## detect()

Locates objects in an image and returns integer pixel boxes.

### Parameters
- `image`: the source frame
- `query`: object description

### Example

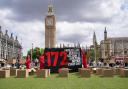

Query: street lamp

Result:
[5,30,8,60]
[31,43,33,61]
[0,26,1,60]
[20,38,23,60]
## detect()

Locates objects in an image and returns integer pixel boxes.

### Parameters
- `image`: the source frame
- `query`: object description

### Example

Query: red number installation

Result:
[51,52,59,66]
[45,52,51,66]
[45,51,67,67]
[60,51,67,66]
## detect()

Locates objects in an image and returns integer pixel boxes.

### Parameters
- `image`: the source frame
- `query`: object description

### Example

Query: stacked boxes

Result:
[101,69,113,77]
[0,70,10,78]
[96,68,102,75]
[59,68,69,77]
[78,68,84,74]
[87,67,93,74]
[17,70,29,78]
[80,68,91,78]
[10,68,18,76]
[37,69,48,78]
[120,69,128,77]
[113,68,122,75]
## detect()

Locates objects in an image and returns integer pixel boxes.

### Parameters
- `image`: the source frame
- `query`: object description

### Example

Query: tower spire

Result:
[93,31,97,46]
[104,27,107,40]
[93,31,97,62]
[48,0,54,15]
[0,26,2,33]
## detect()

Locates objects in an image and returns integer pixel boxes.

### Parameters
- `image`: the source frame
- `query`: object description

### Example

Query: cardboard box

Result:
[0,70,10,78]
[87,67,93,73]
[10,68,18,76]
[17,69,29,78]
[113,68,121,75]
[101,69,113,77]
[37,69,48,78]
[59,68,69,77]
[120,69,128,77]
[78,68,84,74]
[80,68,91,78]
[96,68,103,75]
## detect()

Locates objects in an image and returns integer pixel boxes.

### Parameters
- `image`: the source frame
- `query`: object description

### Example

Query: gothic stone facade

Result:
[0,26,22,60]
[45,2,56,48]
[45,15,56,48]
[100,37,128,60]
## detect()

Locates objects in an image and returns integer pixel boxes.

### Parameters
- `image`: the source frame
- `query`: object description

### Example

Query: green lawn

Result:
[0,73,128,89]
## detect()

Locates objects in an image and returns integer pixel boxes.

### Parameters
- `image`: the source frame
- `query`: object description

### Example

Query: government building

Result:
[100,27,128,62]
[0,26,22,60]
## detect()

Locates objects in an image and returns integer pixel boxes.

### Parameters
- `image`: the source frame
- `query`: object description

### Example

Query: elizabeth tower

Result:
[45,1,56,48]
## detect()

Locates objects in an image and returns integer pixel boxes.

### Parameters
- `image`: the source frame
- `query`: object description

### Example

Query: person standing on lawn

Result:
[39,54,45,69]
[25,55,31,69]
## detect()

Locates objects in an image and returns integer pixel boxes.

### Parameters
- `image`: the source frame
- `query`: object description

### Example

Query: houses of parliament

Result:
[45,1,128,63]
[0,26,22,60]
[45,1,56,48]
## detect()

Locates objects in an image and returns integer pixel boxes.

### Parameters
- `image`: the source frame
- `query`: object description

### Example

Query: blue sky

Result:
[0,0,128,56]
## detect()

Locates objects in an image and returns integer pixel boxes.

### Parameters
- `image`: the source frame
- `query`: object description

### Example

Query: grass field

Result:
[0,73,128,89]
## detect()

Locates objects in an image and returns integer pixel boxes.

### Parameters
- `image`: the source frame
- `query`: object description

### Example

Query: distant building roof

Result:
[100,37,128,44]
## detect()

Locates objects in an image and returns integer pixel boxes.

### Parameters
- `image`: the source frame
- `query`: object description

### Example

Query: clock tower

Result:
[45,1,56,48]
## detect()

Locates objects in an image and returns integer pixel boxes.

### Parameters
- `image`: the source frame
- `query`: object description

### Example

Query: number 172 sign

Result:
[44,48,82,71]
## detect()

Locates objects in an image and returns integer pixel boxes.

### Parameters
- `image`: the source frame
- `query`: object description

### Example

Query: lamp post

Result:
[0,32,2,60]
[122,40,124,62]
[12,36,14,59]
[31,43,33,61]
[5,32,8,60]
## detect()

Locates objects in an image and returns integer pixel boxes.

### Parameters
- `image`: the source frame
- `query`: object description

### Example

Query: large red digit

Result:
[51,52,59,66]
[45,52,51,66]
[60,51,67,66]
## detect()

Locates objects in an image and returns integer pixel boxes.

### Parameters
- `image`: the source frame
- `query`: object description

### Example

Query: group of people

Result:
[88,58,128,68]
[25,54,45,69]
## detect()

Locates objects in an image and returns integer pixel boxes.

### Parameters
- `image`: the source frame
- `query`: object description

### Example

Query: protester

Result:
[16,59,20,69]
[39,54,45,69]
[25,55,31,69]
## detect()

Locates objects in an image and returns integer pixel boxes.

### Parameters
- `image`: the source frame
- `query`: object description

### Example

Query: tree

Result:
[27,47,44,61]
[87,47,100,61]
[89,48,95,60]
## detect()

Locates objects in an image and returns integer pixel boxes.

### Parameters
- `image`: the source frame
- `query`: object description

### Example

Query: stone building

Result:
[0,26,22,60]
[92,32,100,61]
[100,27,128,62]
[100,27,109,60]
[45,1,56,48]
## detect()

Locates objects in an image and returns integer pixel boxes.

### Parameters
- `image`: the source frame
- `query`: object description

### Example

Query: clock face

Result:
[46,18,53,26]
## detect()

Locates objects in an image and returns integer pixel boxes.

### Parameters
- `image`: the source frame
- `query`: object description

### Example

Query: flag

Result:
[81,49,87,68]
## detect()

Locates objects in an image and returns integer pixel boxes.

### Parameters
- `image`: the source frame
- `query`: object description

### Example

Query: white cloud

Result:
[1,19,45,55]
[0,0,128,56]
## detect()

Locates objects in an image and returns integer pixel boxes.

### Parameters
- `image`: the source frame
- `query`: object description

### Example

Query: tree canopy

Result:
[27,47,44,61]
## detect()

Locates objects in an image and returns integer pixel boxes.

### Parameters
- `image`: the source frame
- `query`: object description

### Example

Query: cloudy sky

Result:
[0,0,128,55]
